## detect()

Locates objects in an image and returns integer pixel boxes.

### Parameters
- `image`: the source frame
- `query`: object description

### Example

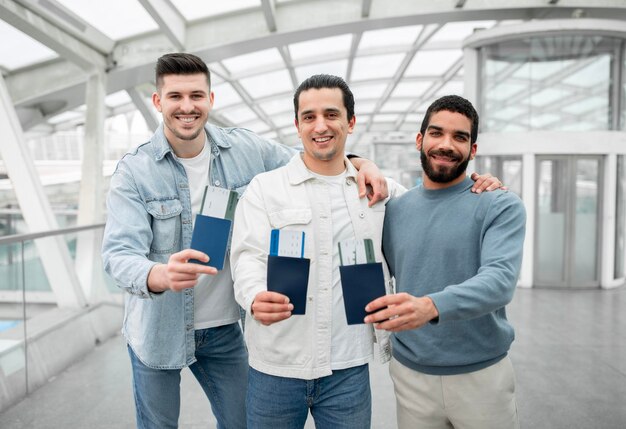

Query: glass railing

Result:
[0,223,116,399]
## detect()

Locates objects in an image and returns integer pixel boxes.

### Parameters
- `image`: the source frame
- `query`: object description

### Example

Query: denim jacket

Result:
[102,123,296,369]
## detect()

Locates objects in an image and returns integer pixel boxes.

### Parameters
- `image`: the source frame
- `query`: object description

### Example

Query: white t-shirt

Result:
[311,170,374,370]
[178,140,240,330]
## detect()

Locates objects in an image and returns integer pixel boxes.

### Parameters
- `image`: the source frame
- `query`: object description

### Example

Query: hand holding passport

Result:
[189,185,238,270]
[263,231,386,325]
[338,239,387,325]
[266,229,310,315]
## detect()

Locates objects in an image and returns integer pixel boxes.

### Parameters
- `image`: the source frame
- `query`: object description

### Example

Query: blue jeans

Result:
[247,364,371,429]
[128,323,248,429]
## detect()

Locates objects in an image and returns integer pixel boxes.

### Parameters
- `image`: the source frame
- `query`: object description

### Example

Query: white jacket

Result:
[231,154,405,380]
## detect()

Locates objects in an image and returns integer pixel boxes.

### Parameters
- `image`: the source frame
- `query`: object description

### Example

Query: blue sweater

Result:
[382,177,526,375]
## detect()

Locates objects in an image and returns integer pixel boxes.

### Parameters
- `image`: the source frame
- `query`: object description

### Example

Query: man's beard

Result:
[168,125,203,142]
[167,110,204,141]
[420,148,471,183]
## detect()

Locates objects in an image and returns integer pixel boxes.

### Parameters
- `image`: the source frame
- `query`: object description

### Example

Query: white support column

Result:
[75,71,108,303]
[601,154,620,288]
[518,152,535,288]
[0,74,86,308]
[463,47,479,106]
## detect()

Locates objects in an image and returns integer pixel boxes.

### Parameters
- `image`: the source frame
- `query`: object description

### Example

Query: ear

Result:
[295,118,301,138]
[209,91,215,109]
[469,143,478,160]
[152,92,162,112]
[347,115,356,134]
[416,133,424,152]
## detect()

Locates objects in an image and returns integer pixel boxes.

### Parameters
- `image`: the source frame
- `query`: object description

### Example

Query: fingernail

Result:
[288,304,294,311]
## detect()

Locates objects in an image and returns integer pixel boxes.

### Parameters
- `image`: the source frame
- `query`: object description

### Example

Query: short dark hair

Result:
[293,74,355,121]
[155,53,211,91]
[420,95,479,143]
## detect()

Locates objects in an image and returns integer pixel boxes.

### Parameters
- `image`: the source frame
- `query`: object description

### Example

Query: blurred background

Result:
[0,1,625,427]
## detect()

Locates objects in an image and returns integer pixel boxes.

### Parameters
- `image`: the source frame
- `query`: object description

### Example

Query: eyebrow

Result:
[427,124,470,140]
[165,89,207,96]
[300,107,341,116]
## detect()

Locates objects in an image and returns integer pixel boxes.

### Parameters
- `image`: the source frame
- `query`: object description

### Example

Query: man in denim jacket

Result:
[102,53,389,429]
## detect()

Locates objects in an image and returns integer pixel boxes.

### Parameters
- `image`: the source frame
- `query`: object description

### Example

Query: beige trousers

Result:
[390,356,520,429]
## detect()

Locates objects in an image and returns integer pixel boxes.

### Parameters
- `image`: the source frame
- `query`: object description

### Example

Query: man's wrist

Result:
[147,264,167,294]
[426,296,440,324]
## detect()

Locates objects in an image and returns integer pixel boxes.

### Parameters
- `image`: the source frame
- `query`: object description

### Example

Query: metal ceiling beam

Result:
[362,0,373,18]
[14,0,114,53]
[261,0,277,32]
[137,0,186,50]
[389,56,465,134]
[214,63,284,139]
[0,0,107,71]
[346,33,362,83]
[278,46,299,88]
[362,24,442,136]
[5,2,626,131]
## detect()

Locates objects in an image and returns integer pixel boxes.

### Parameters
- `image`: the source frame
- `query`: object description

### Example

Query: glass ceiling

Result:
[0,0,624,155]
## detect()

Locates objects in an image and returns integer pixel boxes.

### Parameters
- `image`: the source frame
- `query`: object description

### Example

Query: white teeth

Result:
[313,137,331,142]
[177,117,195,123]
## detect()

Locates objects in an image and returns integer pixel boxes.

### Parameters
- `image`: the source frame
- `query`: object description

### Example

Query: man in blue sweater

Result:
[365,95,526,429]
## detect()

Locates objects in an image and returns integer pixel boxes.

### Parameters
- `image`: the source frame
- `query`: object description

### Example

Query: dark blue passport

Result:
[267,255,310,315]
[340,262,386,325]
[189,214,232,270]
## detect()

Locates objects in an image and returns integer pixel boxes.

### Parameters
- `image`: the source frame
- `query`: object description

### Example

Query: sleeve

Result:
[101,163,159,298]
[230,177,273,314]
[385,177,408,200]
[248,130,299,171]
[428,193,527,323]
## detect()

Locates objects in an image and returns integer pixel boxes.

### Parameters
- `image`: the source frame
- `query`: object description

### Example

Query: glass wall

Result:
[474,156,522,197]
[481,35,623,132]
[535,156,601,287]
[374,142,421,189]
[0,226,116,400]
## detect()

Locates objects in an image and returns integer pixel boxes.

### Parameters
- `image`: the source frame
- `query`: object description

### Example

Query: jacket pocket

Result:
[146,199,183,254]
[268,208,312,229]
[268,208,313,259]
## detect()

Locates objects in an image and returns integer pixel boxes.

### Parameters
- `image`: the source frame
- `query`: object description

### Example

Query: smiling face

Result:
[152,73,214,158]
[295,87,355,175]
[417,110,477,189]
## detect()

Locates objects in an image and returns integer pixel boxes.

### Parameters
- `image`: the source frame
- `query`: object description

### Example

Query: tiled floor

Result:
[0,286,625,429]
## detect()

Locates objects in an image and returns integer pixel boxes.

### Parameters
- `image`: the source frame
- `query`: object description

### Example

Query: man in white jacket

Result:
[231,75,501,429]
[231,74,401,428]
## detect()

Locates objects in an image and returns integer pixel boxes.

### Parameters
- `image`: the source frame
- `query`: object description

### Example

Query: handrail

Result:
[0,223,106,245]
